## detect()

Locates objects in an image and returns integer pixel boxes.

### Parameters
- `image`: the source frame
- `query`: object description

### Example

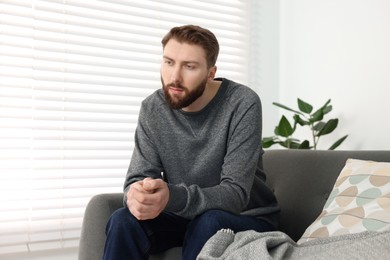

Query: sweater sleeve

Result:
[122,101,164,205]
[165,95,263,219]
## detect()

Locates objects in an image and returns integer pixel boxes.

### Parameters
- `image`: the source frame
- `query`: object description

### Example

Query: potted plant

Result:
[262,98,348,150]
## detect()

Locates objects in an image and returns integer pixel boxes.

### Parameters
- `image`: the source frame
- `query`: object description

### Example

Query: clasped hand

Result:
[126,177,169,220]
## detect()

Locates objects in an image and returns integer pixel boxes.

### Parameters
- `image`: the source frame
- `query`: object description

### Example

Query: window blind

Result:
[0,0,250,255]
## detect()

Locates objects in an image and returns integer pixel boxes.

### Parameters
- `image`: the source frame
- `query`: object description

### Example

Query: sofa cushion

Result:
[298,158,390,244]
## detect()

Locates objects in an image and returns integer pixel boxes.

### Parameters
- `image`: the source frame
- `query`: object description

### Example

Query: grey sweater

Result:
[124,78,279,225]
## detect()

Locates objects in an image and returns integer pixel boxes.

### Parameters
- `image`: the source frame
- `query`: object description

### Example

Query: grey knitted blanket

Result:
[197,229,390,259]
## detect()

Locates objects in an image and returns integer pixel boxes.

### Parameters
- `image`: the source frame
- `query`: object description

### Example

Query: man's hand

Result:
[126,178,169,220]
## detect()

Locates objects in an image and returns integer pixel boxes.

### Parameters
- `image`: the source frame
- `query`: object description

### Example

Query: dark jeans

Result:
[103,208,275,260]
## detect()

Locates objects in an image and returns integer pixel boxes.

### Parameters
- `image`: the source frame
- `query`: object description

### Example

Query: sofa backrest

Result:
[263,149,390,242]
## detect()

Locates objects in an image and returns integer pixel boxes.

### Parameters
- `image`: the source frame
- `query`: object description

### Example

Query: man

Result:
[103,25,279,260]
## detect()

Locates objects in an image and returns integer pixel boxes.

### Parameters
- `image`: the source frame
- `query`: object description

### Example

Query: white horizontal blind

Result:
[0,0,249,255]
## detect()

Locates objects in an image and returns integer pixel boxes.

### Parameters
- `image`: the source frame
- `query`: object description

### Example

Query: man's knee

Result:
[106,207,139,235]
[191,209,232,232]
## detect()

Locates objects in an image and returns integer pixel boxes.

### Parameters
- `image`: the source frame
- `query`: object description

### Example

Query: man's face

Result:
[160,39,211,110]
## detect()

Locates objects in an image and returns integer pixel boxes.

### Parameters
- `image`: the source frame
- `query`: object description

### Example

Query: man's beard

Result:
[161,77,207,110]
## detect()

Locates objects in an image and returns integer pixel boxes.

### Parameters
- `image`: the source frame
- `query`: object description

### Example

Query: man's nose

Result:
[170,66,182,83]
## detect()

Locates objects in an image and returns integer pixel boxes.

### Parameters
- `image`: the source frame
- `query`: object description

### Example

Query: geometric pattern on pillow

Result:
[298,159,390,244]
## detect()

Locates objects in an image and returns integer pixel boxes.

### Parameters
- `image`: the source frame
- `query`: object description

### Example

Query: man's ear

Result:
[208,66,217,79]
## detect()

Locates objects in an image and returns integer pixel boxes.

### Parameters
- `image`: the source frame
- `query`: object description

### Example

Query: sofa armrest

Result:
[78,193,182,260]
[78,193,123,260]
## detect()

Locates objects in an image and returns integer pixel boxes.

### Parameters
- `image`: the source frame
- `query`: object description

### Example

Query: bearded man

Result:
[103,25,279,260]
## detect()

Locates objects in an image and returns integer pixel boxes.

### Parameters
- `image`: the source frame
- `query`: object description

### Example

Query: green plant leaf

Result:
[289,142,301,149]
[275,115,294,137]
[323,105,332,115]
[311,99,332,120]
[298,98,313,114]
[262,141,274,148]
[274,141,287,148]
[266,98,347,150]
[318,119,338,136]
[273,102,303,115]
[262,136,275,142]
[319,99,331,111]
[298,140,311,149]
[328,135,348,150]
[261,137,277,148]
[293,114,309,126]
[313,121,325,132]
[281,139,301,149]
[278,142,289,149]
[310,109,324,123]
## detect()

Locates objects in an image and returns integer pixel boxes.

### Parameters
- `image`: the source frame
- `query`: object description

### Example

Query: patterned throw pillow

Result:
[298,159,390,244]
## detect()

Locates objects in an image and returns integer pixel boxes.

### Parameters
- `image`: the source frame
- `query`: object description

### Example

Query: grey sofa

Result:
[78,149,390,260]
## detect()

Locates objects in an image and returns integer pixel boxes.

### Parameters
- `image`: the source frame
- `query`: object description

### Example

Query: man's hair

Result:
[161,25,219,68]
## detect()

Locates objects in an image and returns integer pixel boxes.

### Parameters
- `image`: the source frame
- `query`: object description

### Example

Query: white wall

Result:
[276,0,390,150]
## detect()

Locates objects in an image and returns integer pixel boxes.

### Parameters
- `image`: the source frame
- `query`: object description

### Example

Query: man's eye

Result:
[185,65,194,70]
[164,60,173,65]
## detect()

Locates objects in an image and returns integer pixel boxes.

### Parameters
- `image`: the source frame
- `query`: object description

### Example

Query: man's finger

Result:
[142,178,163,191]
